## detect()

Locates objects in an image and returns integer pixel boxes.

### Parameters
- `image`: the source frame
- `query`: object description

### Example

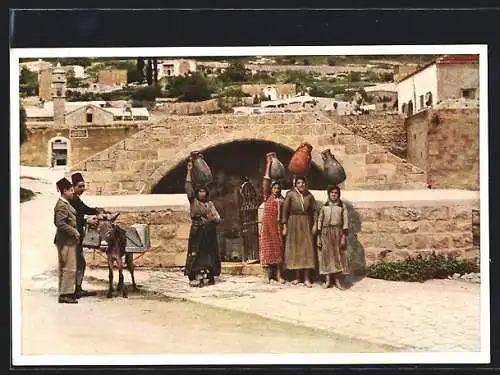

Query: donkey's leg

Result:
[126,253,138,291]
[117,256,128,298]
[107,254,114,298]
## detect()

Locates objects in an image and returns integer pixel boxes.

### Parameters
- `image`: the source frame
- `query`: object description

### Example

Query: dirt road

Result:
[17,173,389,358]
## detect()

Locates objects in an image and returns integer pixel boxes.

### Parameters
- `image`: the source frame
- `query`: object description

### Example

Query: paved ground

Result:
[16,167,482,357]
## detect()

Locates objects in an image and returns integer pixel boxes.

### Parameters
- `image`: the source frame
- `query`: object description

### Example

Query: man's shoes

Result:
[74,287,97,299]
[58,295,78,304]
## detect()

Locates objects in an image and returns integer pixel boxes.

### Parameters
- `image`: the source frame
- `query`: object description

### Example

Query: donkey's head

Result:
[87,212,122,248]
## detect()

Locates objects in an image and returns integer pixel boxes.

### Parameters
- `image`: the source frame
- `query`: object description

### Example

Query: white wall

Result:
[397,64,438,115]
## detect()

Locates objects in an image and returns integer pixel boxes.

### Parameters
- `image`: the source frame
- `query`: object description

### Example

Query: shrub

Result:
[20,188,35,203]
[366,252,479,282]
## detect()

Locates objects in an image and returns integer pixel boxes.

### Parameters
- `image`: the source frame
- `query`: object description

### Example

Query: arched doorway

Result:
[48,136,70,168]
[151,140,329,262]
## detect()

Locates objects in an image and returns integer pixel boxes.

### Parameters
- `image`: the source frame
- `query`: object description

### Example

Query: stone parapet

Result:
[82,190,480,270]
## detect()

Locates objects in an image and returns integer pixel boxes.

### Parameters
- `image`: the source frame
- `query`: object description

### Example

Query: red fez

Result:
[56,178,73,193]
[71,172,84,185]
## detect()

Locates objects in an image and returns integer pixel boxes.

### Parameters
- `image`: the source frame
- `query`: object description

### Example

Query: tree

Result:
[146,59,153,86]
[66,69,81,88]
[19,67,38,97]
[127,69,142,84]
[349,71,361,82]
[152,58,158,84]
[168,72,213,102]
[136,58,145,84]
[20,104,28,145]
[327,57,338,66]
[219,61,250,83]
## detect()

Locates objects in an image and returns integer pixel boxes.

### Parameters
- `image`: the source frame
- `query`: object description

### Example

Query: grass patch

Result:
[366,252,479,282]
[20,187,36,203]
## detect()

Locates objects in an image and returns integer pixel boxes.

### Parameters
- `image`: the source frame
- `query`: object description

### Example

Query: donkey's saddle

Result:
[82,224,150,253]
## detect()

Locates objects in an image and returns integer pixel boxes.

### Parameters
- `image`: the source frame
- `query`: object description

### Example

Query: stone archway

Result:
[146,131,326,193]
[47,136,71,168]
[150,138,330,262]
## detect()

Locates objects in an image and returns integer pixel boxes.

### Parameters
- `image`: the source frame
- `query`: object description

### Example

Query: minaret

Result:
[52,62,66,126]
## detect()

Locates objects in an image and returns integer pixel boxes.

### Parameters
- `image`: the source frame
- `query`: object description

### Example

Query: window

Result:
[86,113,93,123]
[425,92,433,106]
[419,95,424,109]
[56,89,62,97]
[414,134,417,140]
[461,88,476,99]
[408,100,413,116]
[401,103,407,114]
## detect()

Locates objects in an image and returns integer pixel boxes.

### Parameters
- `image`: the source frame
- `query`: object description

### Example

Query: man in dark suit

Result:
[54,178,80,304]
[70,172,103,298]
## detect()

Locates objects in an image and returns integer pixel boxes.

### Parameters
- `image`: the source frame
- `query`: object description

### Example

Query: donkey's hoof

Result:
[107,291,113,298]
[123,293,128,298]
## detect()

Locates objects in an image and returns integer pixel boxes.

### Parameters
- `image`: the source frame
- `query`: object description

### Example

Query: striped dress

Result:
[259,177,284,266]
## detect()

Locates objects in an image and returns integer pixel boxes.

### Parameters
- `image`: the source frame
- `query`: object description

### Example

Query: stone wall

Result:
[155,99,221,116]
[406,110,428,171]
[327,112,407,158]
[21,126,142,167]
[406,108,479,190]
[437,63,480,101]
[82,192,480,271]
[69,112,427,195]
[354,202,479,265]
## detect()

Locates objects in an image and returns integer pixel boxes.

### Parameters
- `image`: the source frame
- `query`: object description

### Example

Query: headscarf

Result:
[194,185,210,202]
[325,184,341,206]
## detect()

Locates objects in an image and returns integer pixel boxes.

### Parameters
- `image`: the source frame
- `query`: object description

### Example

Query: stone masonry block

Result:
[449,206,472,220]
[398,221,419,234]
[451,233,473,248]
[429,235,451,249]
[422,206,449,220]
[381,207,422,221]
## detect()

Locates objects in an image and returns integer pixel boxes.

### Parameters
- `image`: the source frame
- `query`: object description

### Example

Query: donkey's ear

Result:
[110,212,120,222]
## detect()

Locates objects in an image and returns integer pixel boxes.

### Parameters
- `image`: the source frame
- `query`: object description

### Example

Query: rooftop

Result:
[397,54,479,83]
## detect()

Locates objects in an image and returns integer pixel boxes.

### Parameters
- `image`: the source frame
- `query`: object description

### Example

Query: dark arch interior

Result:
[151,140,332,262]
[152,140,331,194]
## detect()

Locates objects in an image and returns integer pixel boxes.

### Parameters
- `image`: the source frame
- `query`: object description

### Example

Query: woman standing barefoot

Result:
[281,176,317,288]
[316,185,350,290]
[184,160,222,287]
[259,154,285,284]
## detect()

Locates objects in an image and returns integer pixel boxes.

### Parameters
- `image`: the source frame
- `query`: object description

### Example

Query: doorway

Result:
[49,137,69,167]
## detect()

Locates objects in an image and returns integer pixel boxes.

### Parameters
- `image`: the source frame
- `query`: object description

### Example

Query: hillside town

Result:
[17,53,482,357]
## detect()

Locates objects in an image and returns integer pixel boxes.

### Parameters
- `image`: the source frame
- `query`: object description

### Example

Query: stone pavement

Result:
[79,266,480,353]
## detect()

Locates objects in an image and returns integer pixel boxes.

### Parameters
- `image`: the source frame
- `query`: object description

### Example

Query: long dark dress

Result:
[184,178,222,281]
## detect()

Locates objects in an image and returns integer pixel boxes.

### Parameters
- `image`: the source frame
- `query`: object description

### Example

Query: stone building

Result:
[21,62,150,168]
[240,83,296,101]
[397,54,479,117]
[37,67,53,101]
[405,107,479,190]
[157,59,197,78]
[97,69,128,86]
[20,59,53,73]
[364,82,398,111]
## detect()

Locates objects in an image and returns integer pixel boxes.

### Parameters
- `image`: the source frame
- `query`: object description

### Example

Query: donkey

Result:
[88,212,138,298]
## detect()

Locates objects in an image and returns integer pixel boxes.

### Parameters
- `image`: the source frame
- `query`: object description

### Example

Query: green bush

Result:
[366,252,479,282]
[20,188,35,203]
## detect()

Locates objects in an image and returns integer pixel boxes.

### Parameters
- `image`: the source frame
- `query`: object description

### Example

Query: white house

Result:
[397,54,479,117]
[157,59,197,78]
